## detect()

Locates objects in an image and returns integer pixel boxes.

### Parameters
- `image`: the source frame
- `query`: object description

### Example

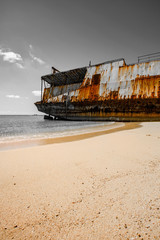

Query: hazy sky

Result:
[0,0,160,114]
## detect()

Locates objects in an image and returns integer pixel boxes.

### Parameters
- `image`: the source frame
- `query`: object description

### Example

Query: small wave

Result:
[0,121,115,146]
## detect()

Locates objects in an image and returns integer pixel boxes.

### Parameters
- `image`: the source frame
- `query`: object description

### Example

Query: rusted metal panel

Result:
[43,83,82,103]
[66,60,160,102]
[66,61,157,102]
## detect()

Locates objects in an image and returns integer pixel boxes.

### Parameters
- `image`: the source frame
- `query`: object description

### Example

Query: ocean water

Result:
[0,115,114,146]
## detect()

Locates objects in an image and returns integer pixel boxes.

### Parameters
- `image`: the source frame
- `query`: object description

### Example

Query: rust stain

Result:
[134,76,159,98]
[158,81,160,98]
[75,73,160,102]
[43,62,160,108]
[77,74,101,102]
[37,59,160,121]
[43,88,51,103]
[44,74,160,103]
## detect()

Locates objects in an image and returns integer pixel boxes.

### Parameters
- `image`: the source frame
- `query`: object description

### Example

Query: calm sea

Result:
[0,115,114,147]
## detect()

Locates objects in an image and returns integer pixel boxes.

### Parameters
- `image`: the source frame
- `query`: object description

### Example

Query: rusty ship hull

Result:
[35,57,160,121]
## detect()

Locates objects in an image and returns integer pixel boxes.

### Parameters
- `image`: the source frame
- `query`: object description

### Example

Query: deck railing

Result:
[138,52,160,63]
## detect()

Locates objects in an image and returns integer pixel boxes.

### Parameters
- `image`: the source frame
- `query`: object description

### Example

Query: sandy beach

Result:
[0,122,160,240]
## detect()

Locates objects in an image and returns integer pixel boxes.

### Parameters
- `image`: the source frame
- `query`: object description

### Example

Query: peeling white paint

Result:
[43,59,160,103]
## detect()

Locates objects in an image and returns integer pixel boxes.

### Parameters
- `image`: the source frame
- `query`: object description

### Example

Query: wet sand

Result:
[0,122,123,151]
[0,122,138,151]
[0,122,160,239]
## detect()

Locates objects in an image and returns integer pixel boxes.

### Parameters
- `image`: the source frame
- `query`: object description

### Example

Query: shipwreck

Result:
[35,52,160,121]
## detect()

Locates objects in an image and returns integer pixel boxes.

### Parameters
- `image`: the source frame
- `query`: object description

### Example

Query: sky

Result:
[0,0,160,114]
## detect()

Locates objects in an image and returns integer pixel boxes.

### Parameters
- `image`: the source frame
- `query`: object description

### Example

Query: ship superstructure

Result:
[35,53,160,121]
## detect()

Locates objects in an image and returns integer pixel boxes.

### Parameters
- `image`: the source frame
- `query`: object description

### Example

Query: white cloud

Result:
[6,95,20,99]
[0,48,24,69]
[0,44,46,69]
[30,53,45,65]
[32,90,41,97]
[5,95,29,100]
[29,45,45,65]
[29,44,33,50]
[15,62,25,69]
[0,50,22,63]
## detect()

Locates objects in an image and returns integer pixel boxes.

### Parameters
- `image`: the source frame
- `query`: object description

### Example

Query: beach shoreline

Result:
[0,122,140,151]
[0,122,160,239]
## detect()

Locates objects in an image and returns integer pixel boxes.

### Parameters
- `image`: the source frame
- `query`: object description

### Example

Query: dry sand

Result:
[0,122,160,240]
